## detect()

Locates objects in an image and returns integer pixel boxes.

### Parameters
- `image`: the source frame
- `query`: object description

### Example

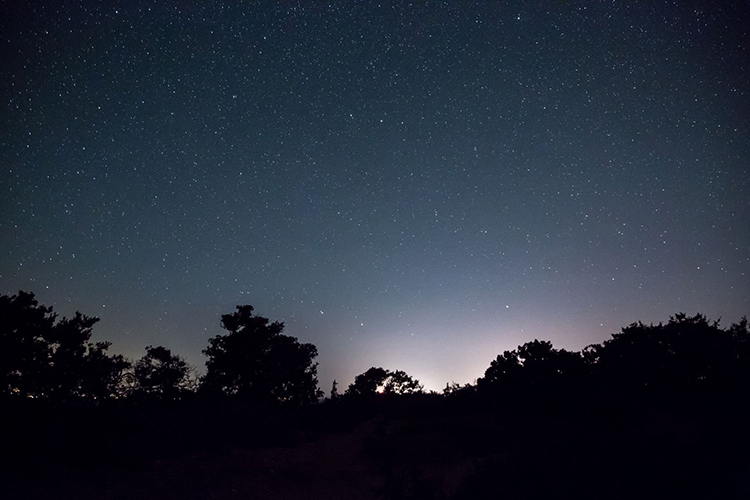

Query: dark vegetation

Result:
[3,290,750,499]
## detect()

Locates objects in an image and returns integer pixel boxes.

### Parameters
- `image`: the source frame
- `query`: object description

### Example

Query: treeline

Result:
[5,290,750,499]
[3,290,750,408]
[466,312,750,411]
[0,292,426,406]
[1,292,321,404]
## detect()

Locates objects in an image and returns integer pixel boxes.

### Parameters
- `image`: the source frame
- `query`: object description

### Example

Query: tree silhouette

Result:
[202,305,323,404]
[1,291,56,397]
[79,340,131,400]
[330,379,340,399]
[478,340,587,396]
[478,349,522,391]
[589,313,742,397]
[0,291,129,400]
[383,369,423,395]
[726,316,750,395]
[134,345,193,400]
[345,367,423,396]
[46,312,100,399]
[346,367,389,397]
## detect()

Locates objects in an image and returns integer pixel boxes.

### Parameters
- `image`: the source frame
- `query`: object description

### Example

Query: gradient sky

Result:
[2,1,748,392]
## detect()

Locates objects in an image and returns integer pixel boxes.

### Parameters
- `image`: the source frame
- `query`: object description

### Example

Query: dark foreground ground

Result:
[6,394,750,499]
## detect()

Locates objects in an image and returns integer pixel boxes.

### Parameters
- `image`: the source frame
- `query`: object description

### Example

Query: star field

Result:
[2,1,748,391]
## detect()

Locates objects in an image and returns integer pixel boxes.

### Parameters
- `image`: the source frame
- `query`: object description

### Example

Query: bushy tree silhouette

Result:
[1,291,56,397]
[134,345,193,400]
[478,339,588,399]
[589,313,748,398]
[443,381,476,396]
[202,305,322,404]
[726,316,750,396]
[79,340,131,400]
[0,291,129,400]
[478,349,522,389]
[346,367,388,396]
[345,367,423,396]
[383,369,424,394]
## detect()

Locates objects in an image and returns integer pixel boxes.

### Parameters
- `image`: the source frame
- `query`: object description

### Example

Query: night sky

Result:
[2,1,748,392]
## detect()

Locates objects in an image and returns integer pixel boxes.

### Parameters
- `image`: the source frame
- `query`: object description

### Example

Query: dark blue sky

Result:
[2,0,748,391]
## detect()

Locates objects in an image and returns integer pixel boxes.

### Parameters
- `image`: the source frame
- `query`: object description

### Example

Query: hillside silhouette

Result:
[3,290,750,499]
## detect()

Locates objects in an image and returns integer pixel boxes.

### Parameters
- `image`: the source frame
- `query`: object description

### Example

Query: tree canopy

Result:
[134,345,193,400]
[0,291,129,400]
[589,313,750,395]
[202,305,323,404]
[345,367,423,397]
[478,339,587,394]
